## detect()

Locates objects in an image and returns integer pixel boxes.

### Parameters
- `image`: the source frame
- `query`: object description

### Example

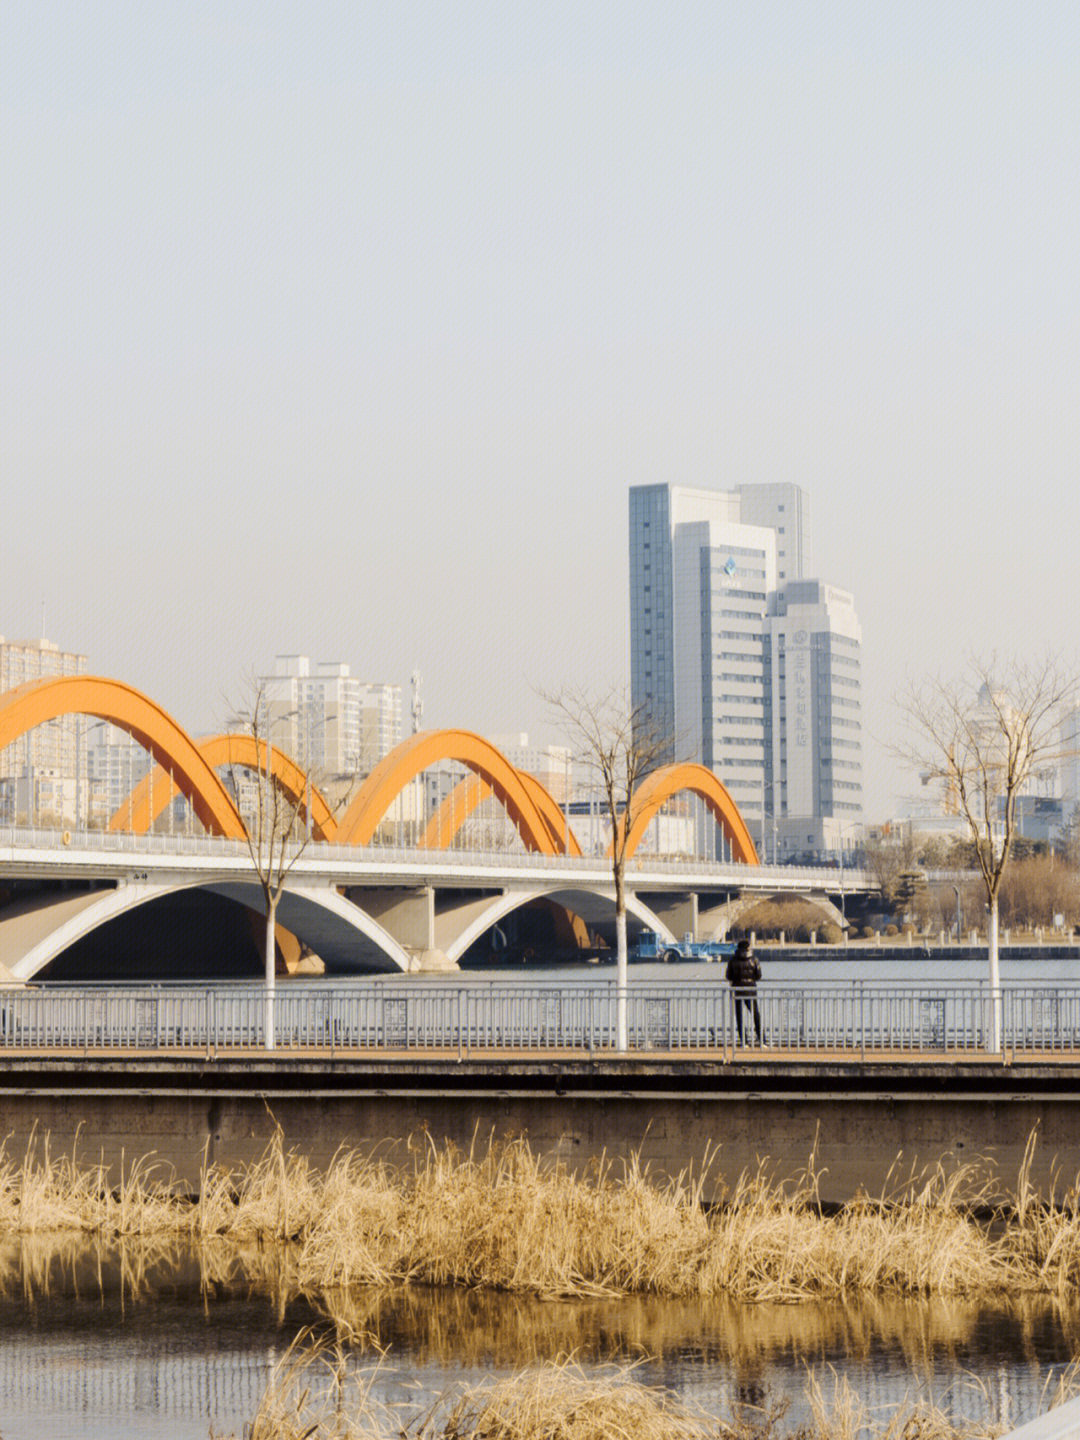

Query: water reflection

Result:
[0,1237,1077,1439]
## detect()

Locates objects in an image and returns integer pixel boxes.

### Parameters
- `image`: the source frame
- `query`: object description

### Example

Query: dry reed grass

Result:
[8,1125,1080,1301]
[218,1340,1077,1440]
[218,1339,724,1440]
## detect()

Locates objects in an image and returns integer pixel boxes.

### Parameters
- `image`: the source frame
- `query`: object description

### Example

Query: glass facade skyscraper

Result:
[629,483,863,858]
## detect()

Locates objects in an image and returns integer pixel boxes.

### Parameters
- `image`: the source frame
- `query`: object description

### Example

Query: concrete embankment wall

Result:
[1,1057,1076,1204]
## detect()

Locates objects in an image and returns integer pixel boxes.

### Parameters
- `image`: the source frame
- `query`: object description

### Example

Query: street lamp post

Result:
[836,823,862,937]
[839,843,846,929]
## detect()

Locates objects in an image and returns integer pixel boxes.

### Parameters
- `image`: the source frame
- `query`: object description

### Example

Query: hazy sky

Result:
[2,2,1077,816]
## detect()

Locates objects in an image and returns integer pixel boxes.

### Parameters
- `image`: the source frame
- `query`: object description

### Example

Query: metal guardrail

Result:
[1,982,1079,1060]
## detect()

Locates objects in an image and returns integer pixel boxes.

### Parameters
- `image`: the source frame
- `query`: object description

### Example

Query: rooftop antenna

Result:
[40,597,46,641]
[411,670,423,735]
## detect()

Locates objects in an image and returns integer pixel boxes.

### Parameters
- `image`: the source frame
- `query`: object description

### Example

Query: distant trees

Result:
[997,856,1080,933]
[898,656,1078,1048]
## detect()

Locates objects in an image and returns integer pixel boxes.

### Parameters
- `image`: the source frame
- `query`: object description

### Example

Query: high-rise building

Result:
[258,657,403,778]
[0,636,88,824]
[629,484,861,858]
[765,581,863,856]
[736,483,812,582]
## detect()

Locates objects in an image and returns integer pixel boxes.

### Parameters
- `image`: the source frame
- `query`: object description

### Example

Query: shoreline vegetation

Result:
[218,1338,1079,1440]
[3,1128,1080,1301]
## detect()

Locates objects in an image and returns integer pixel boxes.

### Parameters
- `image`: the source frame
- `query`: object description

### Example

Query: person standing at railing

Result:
[726,938,764,1044]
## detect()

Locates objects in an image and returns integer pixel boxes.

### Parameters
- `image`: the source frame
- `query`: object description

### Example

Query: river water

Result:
[455,949,1080,987]
[0,1243,1078,1439]
[6,949,1079,1436]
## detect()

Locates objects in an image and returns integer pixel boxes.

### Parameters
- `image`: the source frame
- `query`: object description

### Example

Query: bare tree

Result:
[544,685,672,1051]
[898,656,1078,1049]
[225,681,339,1050]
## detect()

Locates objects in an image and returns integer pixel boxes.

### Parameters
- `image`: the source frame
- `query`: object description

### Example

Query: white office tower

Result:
[736,484,812,582]
[629,484,861,858]
[259,657,403,778]
[765,581,864,859]
[0,636,88,825]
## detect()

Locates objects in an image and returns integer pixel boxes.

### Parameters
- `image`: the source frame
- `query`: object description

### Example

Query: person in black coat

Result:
[726,938,764,1044]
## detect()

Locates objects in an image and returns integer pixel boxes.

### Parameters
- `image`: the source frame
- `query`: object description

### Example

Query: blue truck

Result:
[630,930,737,964]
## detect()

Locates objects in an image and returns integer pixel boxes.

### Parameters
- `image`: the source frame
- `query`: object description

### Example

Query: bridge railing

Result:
[0,981,1077,1058]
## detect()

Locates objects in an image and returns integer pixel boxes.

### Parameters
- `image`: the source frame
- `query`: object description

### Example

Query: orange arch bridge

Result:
[1,677,761,864]
[0,676,246,838]
[107,733,340,842]
[617,762,759,864]
[421,769,582,855]
[337,729,564,853]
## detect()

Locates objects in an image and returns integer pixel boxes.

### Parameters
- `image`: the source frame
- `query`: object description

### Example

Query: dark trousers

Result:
[733,988,763,1043]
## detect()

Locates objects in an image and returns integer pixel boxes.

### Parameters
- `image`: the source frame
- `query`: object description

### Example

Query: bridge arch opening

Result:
[440,885,675,969]
[7,879,409,983]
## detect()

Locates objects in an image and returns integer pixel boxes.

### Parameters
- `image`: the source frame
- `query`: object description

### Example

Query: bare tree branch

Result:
[895,654,1078,1051]
[896,656,1077,904]
[542,684,673,1051]
[224,677,359,1037]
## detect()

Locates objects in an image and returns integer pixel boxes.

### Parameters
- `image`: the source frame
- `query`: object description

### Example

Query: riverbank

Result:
[5,1129,1080,1303]
[743,941,1080,962]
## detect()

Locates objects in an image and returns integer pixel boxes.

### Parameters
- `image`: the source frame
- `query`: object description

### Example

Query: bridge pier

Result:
[346,885,459,972]
[638,892,697,943]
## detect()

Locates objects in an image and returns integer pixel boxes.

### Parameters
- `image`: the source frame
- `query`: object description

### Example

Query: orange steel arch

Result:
[0,676,245,839]
[421,768,582,855]
[519,769,583,856]
[337,730,558,853]
[108,733,339,841]
[618,763,759,864]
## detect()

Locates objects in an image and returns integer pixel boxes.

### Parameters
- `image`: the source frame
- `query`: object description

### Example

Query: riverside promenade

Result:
[4,1021,1079,1204]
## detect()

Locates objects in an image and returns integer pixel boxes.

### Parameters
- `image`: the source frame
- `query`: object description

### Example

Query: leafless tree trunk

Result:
[226,682,335,1050]
[544,686,672,1051]
[898,657,1078,1051]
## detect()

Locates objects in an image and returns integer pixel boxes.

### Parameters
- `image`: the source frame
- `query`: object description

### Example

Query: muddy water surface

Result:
[0,1241,1077,1439]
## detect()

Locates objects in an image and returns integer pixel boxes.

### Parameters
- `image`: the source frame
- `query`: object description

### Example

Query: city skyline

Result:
[2,3,1077,819]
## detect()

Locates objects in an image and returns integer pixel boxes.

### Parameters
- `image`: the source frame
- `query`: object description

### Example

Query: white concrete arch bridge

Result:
[0,827,871,982]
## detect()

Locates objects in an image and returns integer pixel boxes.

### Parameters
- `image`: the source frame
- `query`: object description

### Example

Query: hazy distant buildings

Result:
[258,656,404,778]
[85,723,151,827]
[765,580,864,856]
[629,483,863,859]
[0,636,87,824]
[488,734,573,804]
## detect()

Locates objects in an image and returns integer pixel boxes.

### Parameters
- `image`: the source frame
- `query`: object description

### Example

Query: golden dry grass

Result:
[216,1340,1071,1440]
[8,1126,1080,1301]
